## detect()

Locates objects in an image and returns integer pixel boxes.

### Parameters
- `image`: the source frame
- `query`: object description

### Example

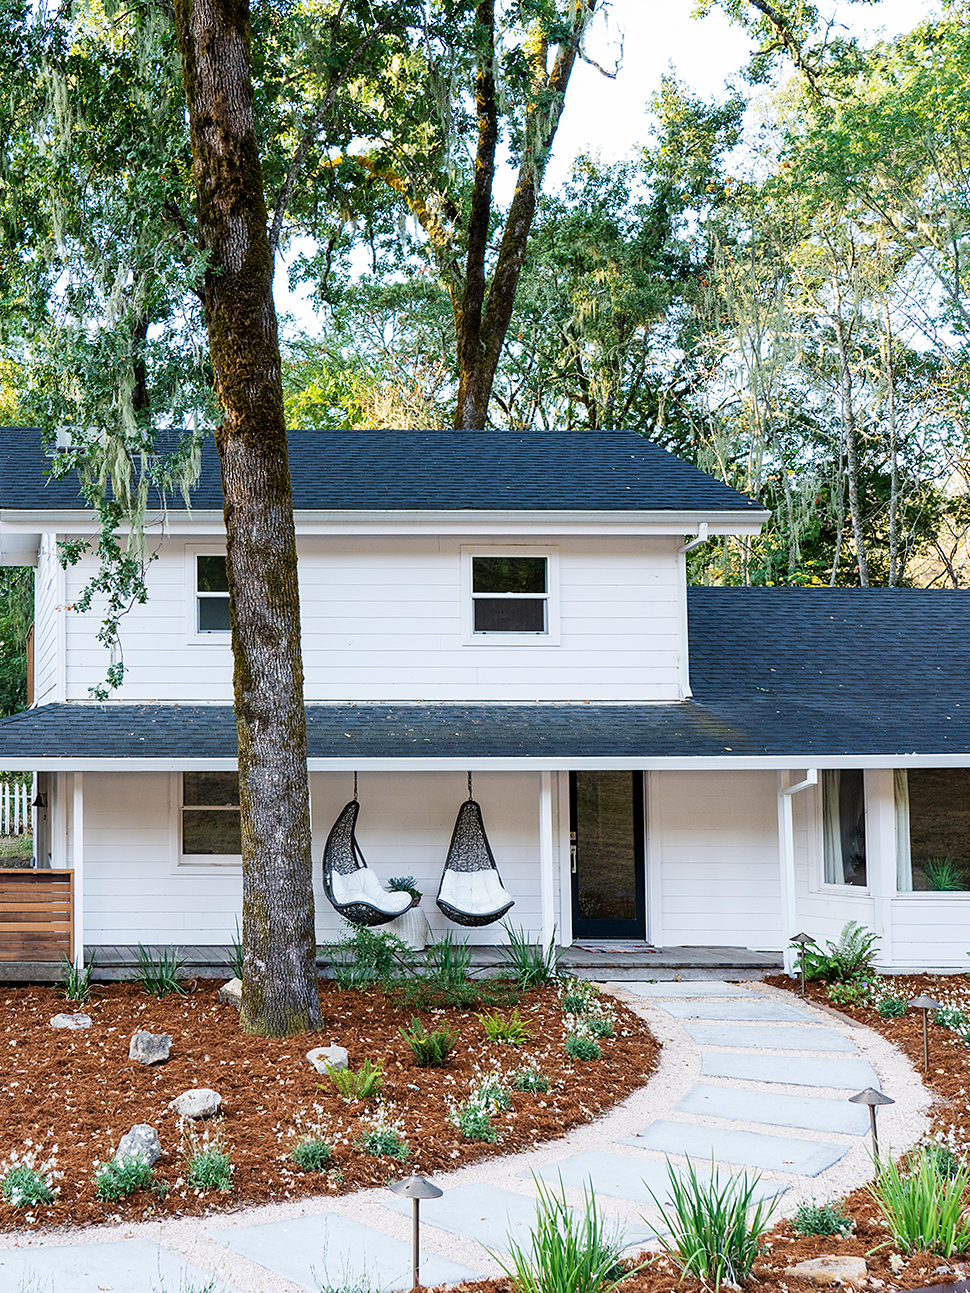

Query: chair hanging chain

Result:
[354,771,358,801]
[467,771,473,801]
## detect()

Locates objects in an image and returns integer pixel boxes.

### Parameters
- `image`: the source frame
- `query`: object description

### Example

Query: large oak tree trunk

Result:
[173,0,321,1035]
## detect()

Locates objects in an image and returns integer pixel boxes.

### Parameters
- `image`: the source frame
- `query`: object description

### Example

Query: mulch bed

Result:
[0,976,658,1232]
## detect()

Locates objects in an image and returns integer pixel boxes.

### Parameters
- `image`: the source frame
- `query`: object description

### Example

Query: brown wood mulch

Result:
[0,976,658,1233]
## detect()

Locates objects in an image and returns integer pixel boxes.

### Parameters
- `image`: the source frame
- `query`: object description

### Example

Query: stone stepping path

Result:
[0,1236,241,1293]
[0,980,901,1293]
[208,1212,482,1292]
[676,1082,871,1136]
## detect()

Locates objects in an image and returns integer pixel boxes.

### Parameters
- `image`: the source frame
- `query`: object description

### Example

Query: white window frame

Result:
[186,547,232,643]
[174,771,242,868]
[460,546,560,646]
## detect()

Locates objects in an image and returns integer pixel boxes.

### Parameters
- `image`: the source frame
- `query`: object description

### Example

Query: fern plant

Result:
[400,1017,457,1066]
[322,1058,384,1101]
[802,921,880,983]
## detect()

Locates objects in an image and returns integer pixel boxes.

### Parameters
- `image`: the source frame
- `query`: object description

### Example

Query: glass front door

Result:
[569,771,645,940]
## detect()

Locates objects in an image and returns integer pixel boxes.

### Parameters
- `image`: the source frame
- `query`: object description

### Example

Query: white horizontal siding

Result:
[651,770,782,950]
[889,897,970,969]
[79,770,556,948]
[33,536,61,706]
[62,534,684,702]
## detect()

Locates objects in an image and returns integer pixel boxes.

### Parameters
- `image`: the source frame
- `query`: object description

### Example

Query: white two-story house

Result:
[0,427,968,975]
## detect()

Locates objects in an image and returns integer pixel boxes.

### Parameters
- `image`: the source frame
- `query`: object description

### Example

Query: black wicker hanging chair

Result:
[322,795,413,927]
[436,779,515,928]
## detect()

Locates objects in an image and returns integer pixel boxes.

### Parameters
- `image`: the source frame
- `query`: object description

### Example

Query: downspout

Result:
[676,524,710,700]
[778,770,817,974]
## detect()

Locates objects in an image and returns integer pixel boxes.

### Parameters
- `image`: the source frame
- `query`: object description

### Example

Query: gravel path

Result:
[0,979,932,1293]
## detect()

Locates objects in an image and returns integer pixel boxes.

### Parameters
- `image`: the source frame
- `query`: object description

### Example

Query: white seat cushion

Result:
[331,867,412,915]
[438,868,513,917]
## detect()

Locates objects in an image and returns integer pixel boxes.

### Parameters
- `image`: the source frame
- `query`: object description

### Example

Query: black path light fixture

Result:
[908,993,943,1072]
[848,1087,894,1159]
[388,1173,443,1290]
[790,932,818,995]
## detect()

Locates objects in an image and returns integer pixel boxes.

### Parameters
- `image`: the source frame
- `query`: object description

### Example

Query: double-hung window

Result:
[181,772,241,859]
[464,550,557,641]
[195,554,231,634]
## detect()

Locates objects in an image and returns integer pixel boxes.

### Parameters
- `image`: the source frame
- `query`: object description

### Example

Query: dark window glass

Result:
[473,557,546,594]
[823,769,867,886]
[199,598,231,632]
[183,810,242,855]
[183,772,240,807]
[575,771,639,922]
[474,598,546,633]
[197,555,229,592]
[908,768,970,888]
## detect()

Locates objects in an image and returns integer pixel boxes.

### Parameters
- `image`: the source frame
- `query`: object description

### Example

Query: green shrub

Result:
[803,921,880,983]
[400,1017,457,1066]
[356,1110,409,1159]
[565,1034,601,1061]
[922,1141,962,1180]
[869,1147,970,1256]
[878,996,907,1018]
[183,1127,233,1192]
[478,1007,532,1044]
[323,1058,384,1101]
[489,1176,636,1293]
[0,1143,60,1207]
[934,1005,968,1030]
[582,1016,615,1039]
[826,979,874,1007]
[290,1136,332,1171]
[455,1104,498,1142]
[502,924,562,988]
[321,925,418,991]
[94,1156,154,1200]
[59,952,95,1004]
[647,1158,779,1288]
[134,944,186,997]
[792,1200,853,1238]
[511,1067,550,1093]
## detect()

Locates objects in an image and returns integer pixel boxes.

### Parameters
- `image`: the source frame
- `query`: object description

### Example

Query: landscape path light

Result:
[388,1173,443,1290]
[908,994,942,1072]
[848,1086,894,1159]
[790,932,818,995]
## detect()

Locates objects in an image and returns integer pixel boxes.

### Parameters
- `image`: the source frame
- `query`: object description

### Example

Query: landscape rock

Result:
[784,1256,868,1286]
[306,1044,348,1074]
[49,1013,92,1030]
[218,977,242,1009]
[114,1124,161,1168]
[169,1088,222,1120]
[129,1031,172,1065]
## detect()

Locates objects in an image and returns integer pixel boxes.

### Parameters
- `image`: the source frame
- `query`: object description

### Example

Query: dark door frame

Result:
[569,770,646,941]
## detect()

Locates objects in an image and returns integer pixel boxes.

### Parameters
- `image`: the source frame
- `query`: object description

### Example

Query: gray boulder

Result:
[129,1031,172,1065]
[114,1124,161,1168]
[218,977,242,1009]
[50,1013,92,1030]
[307,1044,348,1074]
[169,1088,222,1120]
[785,1257,867,1286]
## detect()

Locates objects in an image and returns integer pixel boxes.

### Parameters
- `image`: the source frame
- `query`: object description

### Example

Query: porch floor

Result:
[0,942,782,983]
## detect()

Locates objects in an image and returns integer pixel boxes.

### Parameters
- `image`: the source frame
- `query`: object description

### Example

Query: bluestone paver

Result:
[682,1022,857,1052]
[208,1213,481,1292]
[676,1083,871,1135]
[383,1183,656,1254]
[614,981,751,998]
[0,1237,240,1293]
[532,1151,786,1207]
[620,1120,848,1176]
[701,1050,880,1089]
[660,999,817,1023]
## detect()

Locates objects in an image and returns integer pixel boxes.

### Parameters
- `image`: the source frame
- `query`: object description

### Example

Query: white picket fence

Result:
[0,782,31,836]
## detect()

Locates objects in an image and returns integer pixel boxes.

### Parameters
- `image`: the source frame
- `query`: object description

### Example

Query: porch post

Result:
[72,772,84,968]
[539,771,555,951]
[778,770,817,974]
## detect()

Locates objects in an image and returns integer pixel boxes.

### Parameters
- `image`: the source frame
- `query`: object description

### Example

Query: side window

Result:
[182,772,241,856]
[472,556,548,633]
[822,769,867,886]
[197,555,231,633]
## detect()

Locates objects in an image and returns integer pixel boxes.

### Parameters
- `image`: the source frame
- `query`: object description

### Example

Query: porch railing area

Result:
[0,869,73,962]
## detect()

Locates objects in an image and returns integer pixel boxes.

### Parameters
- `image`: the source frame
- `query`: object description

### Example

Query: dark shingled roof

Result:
[0,426,761,514]
[1,588,967,762]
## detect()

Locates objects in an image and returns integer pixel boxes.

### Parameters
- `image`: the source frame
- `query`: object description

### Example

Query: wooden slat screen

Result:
[0,870,73,961]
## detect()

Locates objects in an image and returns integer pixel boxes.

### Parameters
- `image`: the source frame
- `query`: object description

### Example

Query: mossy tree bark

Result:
[173,0,321,1035]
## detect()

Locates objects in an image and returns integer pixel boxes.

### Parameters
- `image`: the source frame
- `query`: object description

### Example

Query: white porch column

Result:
[778,770,817,974]
[539,771,555,950]
[72,772,84,968]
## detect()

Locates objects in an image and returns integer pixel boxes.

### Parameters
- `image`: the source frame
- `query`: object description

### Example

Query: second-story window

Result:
[182,772,241,856]
[472,556,548,633]
[197,555,231,633]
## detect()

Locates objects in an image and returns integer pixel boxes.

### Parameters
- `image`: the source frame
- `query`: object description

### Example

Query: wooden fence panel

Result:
[0,870,73,961]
